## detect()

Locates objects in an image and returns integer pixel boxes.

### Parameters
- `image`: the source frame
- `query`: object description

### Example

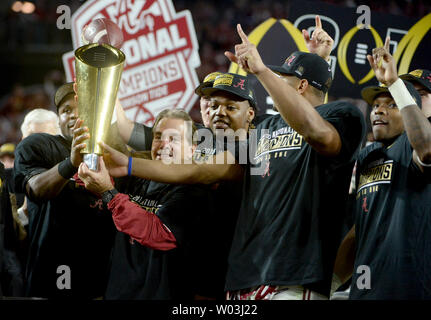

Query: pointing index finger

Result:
[315,15,322,29]
[384,36,390,52]
[237,24,250,44]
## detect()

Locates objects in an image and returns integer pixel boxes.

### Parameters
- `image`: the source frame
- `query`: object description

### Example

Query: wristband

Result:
[58,157,77,179]
[388,78,417,110]
[128,157,133,176]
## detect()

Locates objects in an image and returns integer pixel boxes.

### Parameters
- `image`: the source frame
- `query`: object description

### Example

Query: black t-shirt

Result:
[105,177,215,300]
[4,168,24,208]
[225,101,365,296]
[128,122,154,151]
[127,121,242,299]
[350,132,431,300]
[14,133,116,299]
[0,163,25,297]
[0,162,7,296]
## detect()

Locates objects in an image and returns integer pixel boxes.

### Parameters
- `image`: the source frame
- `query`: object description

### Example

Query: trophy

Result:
[75,43,125,171]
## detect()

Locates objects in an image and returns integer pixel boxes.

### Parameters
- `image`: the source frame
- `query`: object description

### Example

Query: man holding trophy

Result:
[13,26,125,298]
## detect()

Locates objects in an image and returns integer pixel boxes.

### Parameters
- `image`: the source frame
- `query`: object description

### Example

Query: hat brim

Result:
[201,86,256,109]
[201,86,248,101]
[55,82,75,109]
[194,82,213,97]
[361,86,390,106]
[267,65,295,76]
[400,74,431,93]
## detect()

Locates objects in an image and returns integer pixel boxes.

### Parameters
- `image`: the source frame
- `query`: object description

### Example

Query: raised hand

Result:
[99,141,129,177]
[224,24,266,75]
[367,37,398,86]
[70,118,89,167]
[78,157,114,195]
[302,15,334,61]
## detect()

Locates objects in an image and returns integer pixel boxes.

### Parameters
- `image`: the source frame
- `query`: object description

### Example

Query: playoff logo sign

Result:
[228,18,308,115]
[62,0,200,125]
[227,0,431,113]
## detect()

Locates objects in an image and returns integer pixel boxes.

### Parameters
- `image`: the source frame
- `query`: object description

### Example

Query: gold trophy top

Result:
[75,43,125,170]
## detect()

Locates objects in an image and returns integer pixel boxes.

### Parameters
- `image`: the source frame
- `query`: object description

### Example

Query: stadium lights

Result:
[11,1,36,14]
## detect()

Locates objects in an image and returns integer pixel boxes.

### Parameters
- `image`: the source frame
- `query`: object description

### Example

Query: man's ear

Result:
[248,105,255,123]
[297,79,309,94]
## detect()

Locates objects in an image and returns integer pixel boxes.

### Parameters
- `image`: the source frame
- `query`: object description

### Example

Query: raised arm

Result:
[26,119,88,200]
[302,15,333,62]
[368,37,431,170]
[225,24,341,156]
[114,99,135,145]
[100,142,243,185]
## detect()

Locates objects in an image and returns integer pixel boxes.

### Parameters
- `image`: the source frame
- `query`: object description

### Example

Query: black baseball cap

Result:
[361,80,422,109]
[195,71,224,97]
[54,82,75,110]
[267,51,333,93]
[201,73,257,109]
[400,69,431,93]
[0,143,15,157]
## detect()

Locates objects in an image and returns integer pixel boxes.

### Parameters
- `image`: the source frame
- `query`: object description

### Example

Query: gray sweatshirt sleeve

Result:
[128,122,153,151]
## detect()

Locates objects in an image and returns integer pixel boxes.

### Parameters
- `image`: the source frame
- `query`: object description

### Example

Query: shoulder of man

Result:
[17,133,62,150]
[317,100,363,118]
[357,141,385,164]
[253,113,282,128]
[253,113,273,125]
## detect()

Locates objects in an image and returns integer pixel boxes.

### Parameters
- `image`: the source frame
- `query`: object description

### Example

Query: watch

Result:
[101,188,119,207]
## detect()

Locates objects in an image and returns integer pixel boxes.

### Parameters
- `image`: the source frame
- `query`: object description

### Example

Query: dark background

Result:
[0,0,429,146]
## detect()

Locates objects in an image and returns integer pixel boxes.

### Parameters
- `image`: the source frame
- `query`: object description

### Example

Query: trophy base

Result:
[83,153,99,171]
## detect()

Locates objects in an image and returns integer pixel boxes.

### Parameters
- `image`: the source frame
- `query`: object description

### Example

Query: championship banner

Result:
[229,0,431,114]
[62,0,200,125]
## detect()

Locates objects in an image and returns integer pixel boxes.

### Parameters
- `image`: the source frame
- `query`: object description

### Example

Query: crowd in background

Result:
[0,0,430,147]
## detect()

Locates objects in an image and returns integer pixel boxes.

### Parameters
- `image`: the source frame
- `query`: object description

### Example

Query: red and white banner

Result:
[62,0,200,125]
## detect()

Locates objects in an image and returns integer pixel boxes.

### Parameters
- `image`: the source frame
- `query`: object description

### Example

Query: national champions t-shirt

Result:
[350,131,431,299]
[226,101,365,296]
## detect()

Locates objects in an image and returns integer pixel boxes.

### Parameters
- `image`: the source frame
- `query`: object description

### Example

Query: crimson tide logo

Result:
[62,0,200,125]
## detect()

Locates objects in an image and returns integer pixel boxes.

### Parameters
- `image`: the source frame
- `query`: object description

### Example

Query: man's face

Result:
[412,82,431,118]
[208,91,254,132]
[370,93,404,143]
[151,117,194,163]
[57,95,78,140]
[200,96,211,128]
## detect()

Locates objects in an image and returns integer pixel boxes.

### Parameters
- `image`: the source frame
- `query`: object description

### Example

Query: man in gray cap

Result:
[13,83,116,299]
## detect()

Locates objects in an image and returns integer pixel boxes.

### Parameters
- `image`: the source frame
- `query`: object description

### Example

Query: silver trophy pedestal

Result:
[83,153,100,171]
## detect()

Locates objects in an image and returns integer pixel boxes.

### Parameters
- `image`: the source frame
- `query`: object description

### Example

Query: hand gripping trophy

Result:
[75,18,125,170]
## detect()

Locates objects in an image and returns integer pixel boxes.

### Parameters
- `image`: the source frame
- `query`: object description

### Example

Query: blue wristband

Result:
[128,157,132,176]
